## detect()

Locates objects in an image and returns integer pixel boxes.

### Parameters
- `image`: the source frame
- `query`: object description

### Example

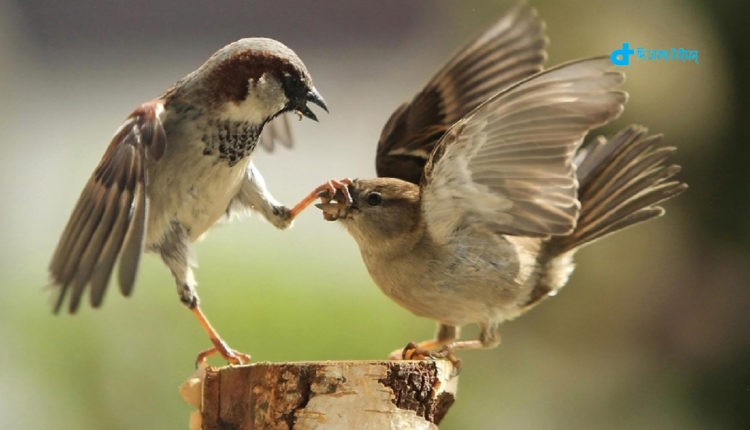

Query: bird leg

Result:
[390,323,501,368]
[288,178,353,219]
[234,162,298,230]
[192,306,251,366]
[389,324,459,360]
[159,222,251,366]
[430,323,501,367]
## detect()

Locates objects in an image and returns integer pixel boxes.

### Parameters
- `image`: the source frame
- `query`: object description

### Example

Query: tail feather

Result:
[581,146,677,221]
[548,125,687,254]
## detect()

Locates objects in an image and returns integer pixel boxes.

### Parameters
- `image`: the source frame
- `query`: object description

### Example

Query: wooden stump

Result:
[181,360,458,429]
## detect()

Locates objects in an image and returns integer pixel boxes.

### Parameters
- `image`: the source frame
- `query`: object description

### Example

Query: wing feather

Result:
[259,114,293,151]
[89,144,140,306]
[421,57,627,243]
[49,101,165,313]
[376,2,548,183]
[118,167,147,297]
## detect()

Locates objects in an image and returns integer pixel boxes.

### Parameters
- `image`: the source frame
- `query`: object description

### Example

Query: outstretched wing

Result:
[49,101,166,313]
[421,57,627,244]
[376,2,547,184]
[258,114,293,151]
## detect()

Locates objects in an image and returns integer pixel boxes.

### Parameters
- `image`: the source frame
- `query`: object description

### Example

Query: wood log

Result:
[180,360,458,429]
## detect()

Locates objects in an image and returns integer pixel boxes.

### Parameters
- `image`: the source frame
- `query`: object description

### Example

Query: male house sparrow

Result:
[48,38,327,364]
[295,6,686,360]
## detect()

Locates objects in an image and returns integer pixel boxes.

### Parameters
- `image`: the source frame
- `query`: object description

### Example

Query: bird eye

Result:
[367,192,382,206]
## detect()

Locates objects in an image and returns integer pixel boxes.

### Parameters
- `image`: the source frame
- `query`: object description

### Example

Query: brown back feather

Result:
[376,3,547,184]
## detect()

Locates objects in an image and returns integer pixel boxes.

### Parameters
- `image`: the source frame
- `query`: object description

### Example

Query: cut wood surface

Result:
[180,360,458,430]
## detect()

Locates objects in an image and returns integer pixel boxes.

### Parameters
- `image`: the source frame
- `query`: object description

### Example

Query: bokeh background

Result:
[1,0,747,428]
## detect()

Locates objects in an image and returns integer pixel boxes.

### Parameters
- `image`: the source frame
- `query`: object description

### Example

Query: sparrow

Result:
[293,5,686,361]
[48,37,327,364]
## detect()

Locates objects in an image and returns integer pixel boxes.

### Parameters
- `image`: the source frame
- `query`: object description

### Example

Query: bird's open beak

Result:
[315,201,345,221]
[307,87,328,112]
[296,87,328,122]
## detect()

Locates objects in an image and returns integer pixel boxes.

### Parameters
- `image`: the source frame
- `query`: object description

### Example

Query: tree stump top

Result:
[181,360,458,430]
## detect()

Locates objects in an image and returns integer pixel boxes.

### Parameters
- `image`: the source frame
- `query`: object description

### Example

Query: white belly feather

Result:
[145,134,250,245]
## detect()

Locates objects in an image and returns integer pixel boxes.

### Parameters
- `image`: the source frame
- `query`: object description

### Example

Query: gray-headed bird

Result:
[49,38,327,364]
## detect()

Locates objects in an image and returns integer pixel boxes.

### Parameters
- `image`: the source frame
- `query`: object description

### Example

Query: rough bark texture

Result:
[182,360,458,430]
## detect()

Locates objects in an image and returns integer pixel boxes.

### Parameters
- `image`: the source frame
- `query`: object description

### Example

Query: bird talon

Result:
[435,346,462,370]
[389,341,438,361]
[326,179,354,205]
[195,346,251,367]
[230,349,252,365]
[388,342,462,371]
[290,180,347,219]
[316,188,332,202]
[402,341,420,360]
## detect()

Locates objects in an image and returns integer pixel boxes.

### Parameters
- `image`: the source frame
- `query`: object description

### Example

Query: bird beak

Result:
[295,87,328,122]
[315,184,354,221]
[315,201,348,221]
[307,87,328,112]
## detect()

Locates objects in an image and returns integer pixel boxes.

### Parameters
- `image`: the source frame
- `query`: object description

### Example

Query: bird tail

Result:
[546,125,687,255]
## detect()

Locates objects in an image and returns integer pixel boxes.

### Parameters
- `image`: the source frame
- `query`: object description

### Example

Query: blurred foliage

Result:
[0,0,747,429]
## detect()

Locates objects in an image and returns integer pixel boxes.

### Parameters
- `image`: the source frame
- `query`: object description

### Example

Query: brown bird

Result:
[48,38,327,364]
[294,6,686,361]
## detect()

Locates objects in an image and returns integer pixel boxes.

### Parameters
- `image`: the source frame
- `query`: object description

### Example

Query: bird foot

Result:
[320,178,354,205]
[195,344,251,367]
[389,341,463,369]
[191,306,251,366]
[289,178,353,220]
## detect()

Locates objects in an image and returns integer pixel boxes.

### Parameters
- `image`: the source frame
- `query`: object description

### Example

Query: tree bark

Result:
[180,360,458,430]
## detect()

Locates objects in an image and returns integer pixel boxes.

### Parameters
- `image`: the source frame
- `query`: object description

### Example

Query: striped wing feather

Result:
[376,2,548,184]
[49,101,165,313]
[421,57,627,243]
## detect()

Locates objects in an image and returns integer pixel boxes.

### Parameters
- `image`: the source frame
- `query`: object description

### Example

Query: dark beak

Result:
[296,87,328,122]
[307,87,328,112]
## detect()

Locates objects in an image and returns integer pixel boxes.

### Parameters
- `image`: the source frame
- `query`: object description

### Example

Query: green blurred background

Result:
[1,0,748,428]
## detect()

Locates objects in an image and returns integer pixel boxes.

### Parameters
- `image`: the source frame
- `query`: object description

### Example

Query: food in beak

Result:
[315,185,353,221]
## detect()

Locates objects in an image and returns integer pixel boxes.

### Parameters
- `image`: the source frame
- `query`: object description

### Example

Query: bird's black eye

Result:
[367,192,382,206]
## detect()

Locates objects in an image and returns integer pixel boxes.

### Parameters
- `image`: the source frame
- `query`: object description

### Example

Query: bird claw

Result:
[195,344,251,367]
[317,178,354,205]
[314,178,354,221]
[289,178,354,220]
[389,342,463,370]
[394,341,432,360]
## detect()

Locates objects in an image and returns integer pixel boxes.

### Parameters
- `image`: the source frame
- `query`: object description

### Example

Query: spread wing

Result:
[49,101,166,313]
[421,57,627,243]
[376,2,548,184]
[258,114,293,151]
